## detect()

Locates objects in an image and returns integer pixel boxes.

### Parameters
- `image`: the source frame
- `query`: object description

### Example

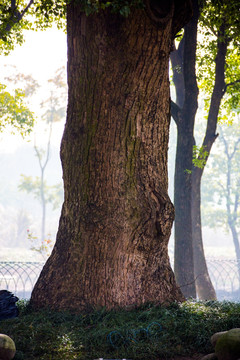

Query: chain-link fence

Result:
[0,259,240,301]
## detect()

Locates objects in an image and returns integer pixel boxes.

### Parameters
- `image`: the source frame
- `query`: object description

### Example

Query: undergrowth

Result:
[0,299,240,359]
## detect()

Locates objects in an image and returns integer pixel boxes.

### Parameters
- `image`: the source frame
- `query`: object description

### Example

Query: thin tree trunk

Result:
[229,221,240,256]
[171,0,199,298]
[228,223,240,284]
[174,125,196,297]
[40,168,46,244]
[34,119,52,243]
[30,2,191,311]
[192,173,216,299]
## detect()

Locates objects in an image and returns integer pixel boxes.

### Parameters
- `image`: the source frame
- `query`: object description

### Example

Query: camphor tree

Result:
[28,0,194,311]
[170,0,240,299]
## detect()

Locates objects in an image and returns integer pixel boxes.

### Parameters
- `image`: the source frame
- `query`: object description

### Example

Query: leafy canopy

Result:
[0,0,66,54]
[74,0,144,16]
[197,0,240,124]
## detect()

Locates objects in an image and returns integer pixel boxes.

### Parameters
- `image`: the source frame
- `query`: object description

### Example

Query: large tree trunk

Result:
[30,1,191,311]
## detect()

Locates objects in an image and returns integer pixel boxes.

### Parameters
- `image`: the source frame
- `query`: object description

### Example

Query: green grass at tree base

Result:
[0,300,240,360]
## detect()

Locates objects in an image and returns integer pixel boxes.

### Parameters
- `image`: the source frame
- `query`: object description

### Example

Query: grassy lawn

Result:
[0,300,240,359]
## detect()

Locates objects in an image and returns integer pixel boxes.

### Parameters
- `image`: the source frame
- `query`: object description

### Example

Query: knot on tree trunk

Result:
[145,0,174,27]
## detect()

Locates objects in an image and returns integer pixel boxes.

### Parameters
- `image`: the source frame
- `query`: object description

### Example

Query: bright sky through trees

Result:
[0,27,67,152]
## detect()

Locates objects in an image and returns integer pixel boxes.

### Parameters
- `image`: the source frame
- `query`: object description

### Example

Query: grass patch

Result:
[0,300,240,359]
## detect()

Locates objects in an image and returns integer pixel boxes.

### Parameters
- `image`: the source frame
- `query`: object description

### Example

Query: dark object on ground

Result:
[0,290,19,321]
[0,333,16,360]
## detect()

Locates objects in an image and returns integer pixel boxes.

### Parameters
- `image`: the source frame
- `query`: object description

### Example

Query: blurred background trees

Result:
[202,120,240,280]
[0,63,66,260]
[19,68,66,244]
[0,0,66,261]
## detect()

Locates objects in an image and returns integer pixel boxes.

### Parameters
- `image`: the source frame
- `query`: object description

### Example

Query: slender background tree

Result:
[170,0,240,299]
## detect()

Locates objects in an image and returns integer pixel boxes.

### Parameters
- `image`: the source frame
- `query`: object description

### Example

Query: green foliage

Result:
[200,0,240,43]
[0,83,34,136]
[1,300,240,359]
[193,145,208,169]
[30,0,66,29]
[183,146,209,174]
[0,0,145,54]
[0,0,31,54]
[196,0,240,122]
[73,0,144,17]
[0,0,66,54]
[223,48,240,117]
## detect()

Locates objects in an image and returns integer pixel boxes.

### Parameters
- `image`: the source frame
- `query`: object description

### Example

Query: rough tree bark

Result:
[30,0,192,311]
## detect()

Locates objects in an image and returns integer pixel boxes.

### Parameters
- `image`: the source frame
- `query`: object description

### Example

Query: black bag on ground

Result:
[0,290,19,321]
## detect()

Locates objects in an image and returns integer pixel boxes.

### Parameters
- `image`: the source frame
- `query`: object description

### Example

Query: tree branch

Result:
[171,100,181,125]
[199,23,228,175]
[18,0,35,22]
[231,137,240,160]
[200,18,218,37]
[223,79,240,95]
[11,0,16,9]
[234,192,239,217]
